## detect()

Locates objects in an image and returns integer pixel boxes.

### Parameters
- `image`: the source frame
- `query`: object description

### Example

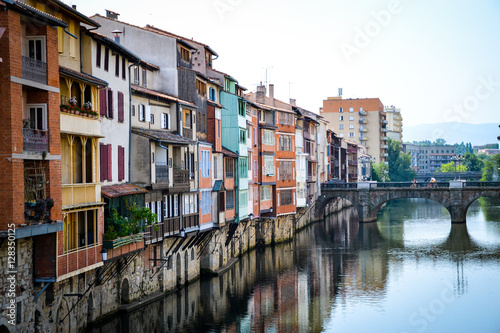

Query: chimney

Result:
[256,82,266,104]
[289,98,296,106]
[72,5,77,10]
[112,30,122,44]
[105,10,120,20]
[269,84,275,106]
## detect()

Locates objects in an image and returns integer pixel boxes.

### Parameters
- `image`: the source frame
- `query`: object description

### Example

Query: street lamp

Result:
[452,155,465,180]
[100,247,108,262]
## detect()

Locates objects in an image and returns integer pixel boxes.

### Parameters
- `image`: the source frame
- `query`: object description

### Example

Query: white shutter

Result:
[161,113,166,129]
[157,201,161,222]
[145,105,151,123]
[167,113,171,129]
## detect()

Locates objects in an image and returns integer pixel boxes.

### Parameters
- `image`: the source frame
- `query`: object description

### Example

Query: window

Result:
[240,190,248,207]
[183,194,197,215]
[104,47,109,71]
[279,161,293,180]
[360,107,363,111]
[279,135,292,151]
[150,114,154,124]
[134,66,140,85]
[96,42,101,67]
[339,107,343,113]
[122,57,126,80]
[263,129,274,145]
[225,158,234,178]
[142,69,147,87]
[107,88,114,119]
[349,132,355,137]
[63,209,97,253]
[201,150,210,177]
[239,157,247,178]
[260,185,271,201]
[161,113,170,129]
[264,155,274,176]
[62,135,95,184]
[180,46,191,63]
[117,91,124,122]
[339,116,344,121]
[118,145,125,181]
[115,54,120,77]
[163,194,179,218]
[27,104,47,130]
[349,124,354,129]
[280,190,293,206]
[238,99,245,117]
[209,87,216,101]
[339,124,344,130]
[226,190,234,209]
[214,156,218,178]
[182,109,192,129]
[26,36,46,62]
[240,129,246,144]
[279,112,292,125]
[349,116,354,121]
[139,104,145,122]
[259,110,266,122]
[349,107,354,112]
[201,191,211,215]
[99,143,112,182]
[196,79,207,97]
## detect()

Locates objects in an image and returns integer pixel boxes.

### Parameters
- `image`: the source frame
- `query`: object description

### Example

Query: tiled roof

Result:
[131,85,196,107]
[101,183,147,198]
[132,128,196,145]
[60,66,108,87]
[6,0,67,28]
[140,60,159,71]
[222,146,238,158]
[207,100,223,109]
[48,0,100,27]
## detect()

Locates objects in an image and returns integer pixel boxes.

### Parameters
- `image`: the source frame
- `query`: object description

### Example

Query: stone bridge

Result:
[316,181,500,223]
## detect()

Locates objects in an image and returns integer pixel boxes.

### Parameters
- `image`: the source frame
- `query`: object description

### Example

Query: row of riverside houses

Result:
[0,3,371,332]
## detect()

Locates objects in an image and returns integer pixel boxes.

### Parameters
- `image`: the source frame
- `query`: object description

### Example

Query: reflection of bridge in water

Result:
[316,181,500,223]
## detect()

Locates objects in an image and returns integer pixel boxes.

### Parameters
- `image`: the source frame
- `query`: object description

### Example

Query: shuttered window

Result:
[107,89,113,119]
[99,143,113,182]
[118,145,125,181]
[117,91,124,122]
[99,89,107,116]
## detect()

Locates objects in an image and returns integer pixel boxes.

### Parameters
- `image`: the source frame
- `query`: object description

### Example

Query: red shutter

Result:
[99,143,107,181]
[107,89,114,119]
[107,144,112,181]
[118,91,124,122]
[118,145,124,181]
[99,89,107,116]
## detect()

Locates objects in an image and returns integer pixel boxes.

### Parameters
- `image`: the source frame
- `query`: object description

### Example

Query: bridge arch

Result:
[367,191,452,222]
[462,191,500,216]
[315,192,358,221]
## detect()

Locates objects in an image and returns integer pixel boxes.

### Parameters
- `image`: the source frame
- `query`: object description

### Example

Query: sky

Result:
[71,0,500,128]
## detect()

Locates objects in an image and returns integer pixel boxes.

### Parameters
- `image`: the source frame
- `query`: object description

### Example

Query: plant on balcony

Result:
[103,204,157,243]
[60,104,68,112]
[45,198,54,210]
[23,119,31,129]
[83,101,92,111]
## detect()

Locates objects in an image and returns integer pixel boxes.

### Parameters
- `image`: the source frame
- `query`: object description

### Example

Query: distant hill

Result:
[403,122,499,146]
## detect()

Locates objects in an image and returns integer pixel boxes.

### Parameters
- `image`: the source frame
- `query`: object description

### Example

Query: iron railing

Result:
[321,182,358,189]
[464,181,500,187]
[23,128,49,153]
[155,162,169,183]
[22,56,47,84]
[173,168,190,186]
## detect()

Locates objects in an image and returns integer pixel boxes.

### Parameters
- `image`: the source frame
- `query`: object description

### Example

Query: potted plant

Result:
[60,104,68,112]
[23,119,31,129]
[45,198,54,210]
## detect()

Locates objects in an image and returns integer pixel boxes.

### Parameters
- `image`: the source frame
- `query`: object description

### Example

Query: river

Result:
[87,198,500,333]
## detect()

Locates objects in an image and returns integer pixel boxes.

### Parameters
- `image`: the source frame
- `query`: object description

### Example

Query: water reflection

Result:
[87,199,500,333]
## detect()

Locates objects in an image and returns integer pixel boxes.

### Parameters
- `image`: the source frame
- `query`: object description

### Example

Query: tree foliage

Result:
[464,152,483,171]
[435,161,466,173]
[481,153,500,181]
[387,138,416,181]
[103,203,157,240]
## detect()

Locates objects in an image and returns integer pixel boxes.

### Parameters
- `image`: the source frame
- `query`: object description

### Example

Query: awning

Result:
[132,128,196,145]
[212,180,224,192]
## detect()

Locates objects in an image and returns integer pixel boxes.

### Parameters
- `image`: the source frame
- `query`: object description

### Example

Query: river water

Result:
[88,198,500,333]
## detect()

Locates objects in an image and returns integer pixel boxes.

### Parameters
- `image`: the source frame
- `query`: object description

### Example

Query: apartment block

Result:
[384,105,403,142]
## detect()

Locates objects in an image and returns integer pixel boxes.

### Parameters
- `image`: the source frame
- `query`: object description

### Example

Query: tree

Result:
[481,153,500,181]
[435,161,466,173]
[464,152,483,171]
[371,162,389,182]
[434,138,446,145]
[387,138,416,181]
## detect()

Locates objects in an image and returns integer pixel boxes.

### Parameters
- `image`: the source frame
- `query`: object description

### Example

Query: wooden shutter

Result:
[99,143,107,181]
[99,89,107,116]
[145,105,151,123]
[118,91,124,122]
[118,145,124,181]
[161,113,166,129]
[107,89,113,119]
[107,144,112,181]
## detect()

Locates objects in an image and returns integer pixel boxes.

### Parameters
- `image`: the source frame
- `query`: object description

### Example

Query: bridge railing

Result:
[372,182,449,189]
[464,181,500,187]
[321,182,358,189]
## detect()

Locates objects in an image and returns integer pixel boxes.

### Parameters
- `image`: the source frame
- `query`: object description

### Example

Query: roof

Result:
[132,128,196,145]
[48,0,100,27]
[207,100,224,109]
[222,146,238,158]
[131,85,196,107]
[101,183,147,198]
[87,31,140,63]
[60,66,108,87]
[4,0,67,28]
[140,60,159,71]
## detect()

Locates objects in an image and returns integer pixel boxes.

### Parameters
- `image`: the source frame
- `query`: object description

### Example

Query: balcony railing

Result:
[62,183,99,207]
[155,162,169,183]
[348,160,358,166]
[183,213,199,229]
[182,127,193,140]
[22,56,47,84]
[23,128,49,153]
[173,168,190,187]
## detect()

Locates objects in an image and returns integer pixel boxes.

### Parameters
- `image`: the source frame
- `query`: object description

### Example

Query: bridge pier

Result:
[357,185,376,223]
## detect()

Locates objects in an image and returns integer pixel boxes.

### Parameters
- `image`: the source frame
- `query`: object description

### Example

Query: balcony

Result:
[155,162,169,183]
[359,111,367,116]
[348,160,358,166]
[359,127,367,133]
[382,136,388,141]
[22,56,47,85]
[384,153,389,157]
[183,213,199,230]
[182,127,193,140]
[360,136,368,141]
[381,144,388,149]
[359,119,367,124]
[23,129,49,153]
[62,183,100,207]
[347,148,357,154]
[173,168,190,189]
